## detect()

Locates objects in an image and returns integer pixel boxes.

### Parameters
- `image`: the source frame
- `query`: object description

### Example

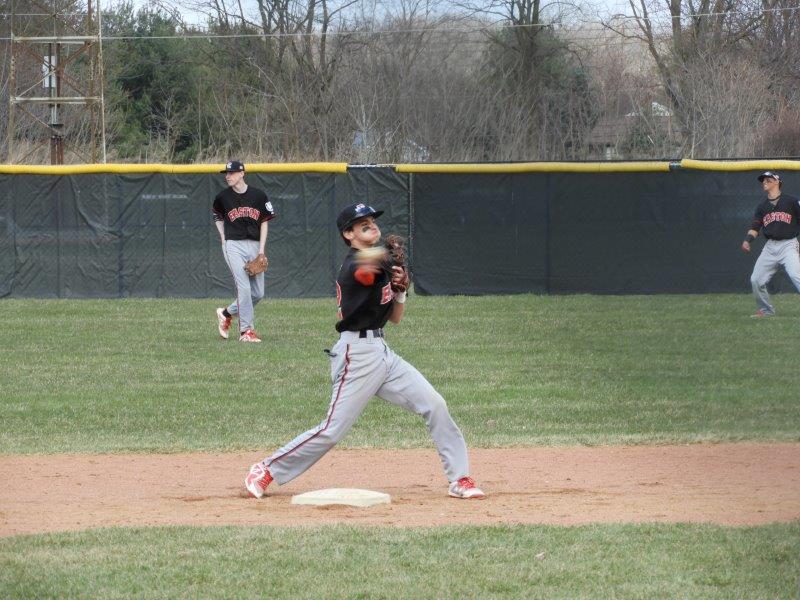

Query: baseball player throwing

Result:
[244,203,485,500]
[212,160,276,342]
[742,171,800,317]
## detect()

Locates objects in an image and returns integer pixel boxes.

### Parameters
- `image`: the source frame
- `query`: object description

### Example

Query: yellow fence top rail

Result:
[680,159,800,172]
[394,161,672,173]
[4,160,800,175]
[0,162,349,175]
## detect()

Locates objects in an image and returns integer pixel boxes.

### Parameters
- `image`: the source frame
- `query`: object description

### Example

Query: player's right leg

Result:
[222,240,248,317]
[750,245,778,316]
[248,336,385,492]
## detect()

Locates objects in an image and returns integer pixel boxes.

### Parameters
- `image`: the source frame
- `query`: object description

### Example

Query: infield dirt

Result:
[2,443,798,537]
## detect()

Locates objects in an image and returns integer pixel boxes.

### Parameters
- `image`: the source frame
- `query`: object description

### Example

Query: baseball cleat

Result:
[750,309,774,318]
[448,476,485,499]
[216,307,232,339]
[239,329,262,343]
[245,462,273,498]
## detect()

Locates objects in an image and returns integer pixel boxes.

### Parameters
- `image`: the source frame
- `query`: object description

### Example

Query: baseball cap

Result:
[337,203,384,232]
[757,171,781,182]
[220,160,245,173]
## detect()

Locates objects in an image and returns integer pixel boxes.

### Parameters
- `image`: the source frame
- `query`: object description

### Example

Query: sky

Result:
[112,0,641,28]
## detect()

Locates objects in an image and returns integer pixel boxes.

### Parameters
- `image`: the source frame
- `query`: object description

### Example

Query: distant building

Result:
[587,101,674,159]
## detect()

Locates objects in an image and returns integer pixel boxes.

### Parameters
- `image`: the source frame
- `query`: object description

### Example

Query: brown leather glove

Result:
[384,234,406,267]
[383,234,410,292]
[244,253,269,276]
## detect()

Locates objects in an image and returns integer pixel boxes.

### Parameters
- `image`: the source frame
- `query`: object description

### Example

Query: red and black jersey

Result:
[750,194,800,240]
[211,186,276,241]
[335,248,395,333]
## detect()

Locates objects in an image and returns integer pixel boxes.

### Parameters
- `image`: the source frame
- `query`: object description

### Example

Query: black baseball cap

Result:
[337,203,384,232]
[757,171,781,182]
[220,160,245,173]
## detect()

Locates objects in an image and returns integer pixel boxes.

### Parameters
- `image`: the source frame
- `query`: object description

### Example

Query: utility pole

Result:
[7,0,106,164]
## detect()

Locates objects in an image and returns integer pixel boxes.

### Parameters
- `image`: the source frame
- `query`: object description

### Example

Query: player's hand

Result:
[742,241,751,253]
[355,247,386,273]
[391,265,410,292]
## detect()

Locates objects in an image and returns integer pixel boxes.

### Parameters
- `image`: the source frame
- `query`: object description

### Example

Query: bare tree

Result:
[604,1,770,156]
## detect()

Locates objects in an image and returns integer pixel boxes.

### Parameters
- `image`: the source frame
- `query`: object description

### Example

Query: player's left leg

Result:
[250,271,265,308]
[376,346,470,483]
[778,238,800,293]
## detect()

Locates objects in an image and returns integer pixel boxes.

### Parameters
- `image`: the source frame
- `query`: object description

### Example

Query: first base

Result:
[291,488,391,508]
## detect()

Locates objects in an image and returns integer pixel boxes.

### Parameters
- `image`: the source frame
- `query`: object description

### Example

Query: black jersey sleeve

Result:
[211,193,224,222]
[791,195,800,219]
[255,190,276,223]
[750,204,765,231]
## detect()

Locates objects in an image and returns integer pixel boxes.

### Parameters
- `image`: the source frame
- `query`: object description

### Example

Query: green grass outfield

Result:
[0,294,798,453]
[1,294,799,598]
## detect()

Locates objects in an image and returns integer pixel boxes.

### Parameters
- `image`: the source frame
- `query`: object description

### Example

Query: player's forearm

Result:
[745,229,758,241]
[259,222,269,254]
[215,221,225,242]
[388,300,405,324]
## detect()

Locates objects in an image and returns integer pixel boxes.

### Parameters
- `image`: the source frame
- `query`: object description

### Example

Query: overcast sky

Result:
[110,0,641,27]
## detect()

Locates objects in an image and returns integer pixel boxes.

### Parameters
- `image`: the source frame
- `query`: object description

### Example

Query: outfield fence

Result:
[0,160,798,298]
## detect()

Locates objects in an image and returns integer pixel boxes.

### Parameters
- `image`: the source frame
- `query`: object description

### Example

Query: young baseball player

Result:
[741,171,800,317]
[245,202,485,500]
[212,160,276,342]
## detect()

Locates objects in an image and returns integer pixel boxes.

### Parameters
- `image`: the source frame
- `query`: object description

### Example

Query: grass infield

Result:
[1,523,798,599]
[0,294,798,453]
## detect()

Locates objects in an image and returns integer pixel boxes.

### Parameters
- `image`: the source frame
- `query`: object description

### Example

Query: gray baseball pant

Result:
[750,238,800,315]
[263,330,470,485]
[223,239,264,332]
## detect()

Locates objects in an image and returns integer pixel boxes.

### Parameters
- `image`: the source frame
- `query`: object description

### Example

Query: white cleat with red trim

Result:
[216,307,232,339]
[239,329,262,343]
[448,476,486,499]
[245,462,273,499]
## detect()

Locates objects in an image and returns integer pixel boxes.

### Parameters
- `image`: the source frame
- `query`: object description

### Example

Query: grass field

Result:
[1,294,799,598]
[0,294,798,453]
[2,523,798,599]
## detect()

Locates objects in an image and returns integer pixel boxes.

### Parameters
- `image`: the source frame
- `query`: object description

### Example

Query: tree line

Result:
[1,0,798,164]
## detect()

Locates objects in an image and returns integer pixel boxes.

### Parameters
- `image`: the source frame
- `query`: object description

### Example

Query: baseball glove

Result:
[383,234,410,292]
[244,253,269,276]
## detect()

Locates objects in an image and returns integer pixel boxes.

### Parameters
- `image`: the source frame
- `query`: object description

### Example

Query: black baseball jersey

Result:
[335,248,395,332]
[750,194,800,240]
[211,186,276,241]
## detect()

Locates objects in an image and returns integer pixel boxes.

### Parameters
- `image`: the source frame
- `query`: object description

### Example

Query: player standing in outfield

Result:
[244,203,485,500]
[741,171,800,317]
[212,160,276,342]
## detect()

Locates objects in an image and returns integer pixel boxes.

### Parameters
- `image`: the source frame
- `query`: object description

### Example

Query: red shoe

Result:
[448,476,486,499]
[239,329,262,343]
[216,307,232,339]
[750,309,774,318]
[245,463,273,498]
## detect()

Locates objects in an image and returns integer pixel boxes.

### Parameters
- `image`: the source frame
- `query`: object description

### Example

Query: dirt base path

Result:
[2,443,799,537]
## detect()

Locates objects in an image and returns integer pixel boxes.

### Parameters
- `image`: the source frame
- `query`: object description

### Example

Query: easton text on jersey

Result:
[227,207,262,221]
[762,211,794,226]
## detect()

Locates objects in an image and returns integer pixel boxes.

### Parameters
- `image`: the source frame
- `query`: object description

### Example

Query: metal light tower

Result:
[7,0,106,164]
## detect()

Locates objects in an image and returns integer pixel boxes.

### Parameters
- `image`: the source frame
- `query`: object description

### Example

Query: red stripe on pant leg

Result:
[268,344,351,466]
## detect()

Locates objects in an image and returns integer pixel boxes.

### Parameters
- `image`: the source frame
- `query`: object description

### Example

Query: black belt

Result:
[358,328,384,338]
